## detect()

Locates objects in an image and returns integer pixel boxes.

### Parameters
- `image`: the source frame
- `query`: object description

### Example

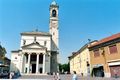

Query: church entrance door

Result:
[32,64,36,73]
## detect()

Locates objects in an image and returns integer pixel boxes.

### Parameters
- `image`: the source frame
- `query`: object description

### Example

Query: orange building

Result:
[89,33,120,77]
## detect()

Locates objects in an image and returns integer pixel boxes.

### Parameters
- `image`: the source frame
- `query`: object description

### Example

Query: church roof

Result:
[21,31,52,36]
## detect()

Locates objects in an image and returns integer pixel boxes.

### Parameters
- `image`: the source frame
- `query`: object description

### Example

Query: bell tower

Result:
[49,0,59,51]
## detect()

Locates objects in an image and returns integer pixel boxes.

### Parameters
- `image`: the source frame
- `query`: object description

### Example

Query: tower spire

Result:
[51,0,57,5]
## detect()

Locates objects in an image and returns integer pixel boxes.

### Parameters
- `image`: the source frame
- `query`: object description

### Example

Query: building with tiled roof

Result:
[68,41,97,76]
[89,33,120,77]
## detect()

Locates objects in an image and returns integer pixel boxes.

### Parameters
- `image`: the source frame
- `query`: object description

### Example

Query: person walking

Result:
[53,72,56,80]
[56,72,60,80]
[9,71,14,79]
[72,71,78,80]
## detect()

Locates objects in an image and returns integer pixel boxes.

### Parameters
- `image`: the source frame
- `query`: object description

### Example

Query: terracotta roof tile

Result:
[90,33,120,47]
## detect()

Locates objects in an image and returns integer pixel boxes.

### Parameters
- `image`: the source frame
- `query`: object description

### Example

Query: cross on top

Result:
[34,36,36,42]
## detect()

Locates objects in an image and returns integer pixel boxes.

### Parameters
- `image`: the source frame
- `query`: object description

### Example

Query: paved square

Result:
[17,74,119,80]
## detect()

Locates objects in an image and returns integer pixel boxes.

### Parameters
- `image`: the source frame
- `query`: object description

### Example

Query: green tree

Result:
[59,63,70,73]
[1,47,6,64]
[58,63,62,72]
[2,47,6,57]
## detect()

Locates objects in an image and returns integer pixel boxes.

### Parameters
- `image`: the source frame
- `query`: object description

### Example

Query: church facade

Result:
[10,1,59,74]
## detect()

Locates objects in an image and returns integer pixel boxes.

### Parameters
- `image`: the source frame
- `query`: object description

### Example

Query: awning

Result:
[92,64,103,68]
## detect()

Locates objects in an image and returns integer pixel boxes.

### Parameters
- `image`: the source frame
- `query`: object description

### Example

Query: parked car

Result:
[0,72,9,79]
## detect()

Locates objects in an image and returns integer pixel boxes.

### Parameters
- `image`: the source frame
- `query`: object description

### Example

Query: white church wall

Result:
[10,52,21,73]
[20,35,51,50]
[22,53,26,73]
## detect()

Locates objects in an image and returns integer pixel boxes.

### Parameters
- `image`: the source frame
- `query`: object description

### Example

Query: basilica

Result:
[10,1,59,74]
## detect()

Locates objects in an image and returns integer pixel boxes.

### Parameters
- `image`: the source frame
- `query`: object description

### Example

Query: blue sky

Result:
[0,0,120,63]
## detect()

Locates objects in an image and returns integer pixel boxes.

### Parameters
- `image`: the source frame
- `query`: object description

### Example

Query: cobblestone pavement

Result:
[17,74,119,80]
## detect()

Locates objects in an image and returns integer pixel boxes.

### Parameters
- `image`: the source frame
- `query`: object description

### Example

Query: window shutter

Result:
[109,45,117,54]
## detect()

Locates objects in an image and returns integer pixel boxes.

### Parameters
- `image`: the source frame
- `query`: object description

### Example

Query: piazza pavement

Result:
[16,74,120,80]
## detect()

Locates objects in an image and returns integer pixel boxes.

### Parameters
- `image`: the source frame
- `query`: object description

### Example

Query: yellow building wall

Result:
[74,54,80,74]
[80,48,90,76]
[69,48,91,76]
[70,58,74,73]
[69,54,80,74]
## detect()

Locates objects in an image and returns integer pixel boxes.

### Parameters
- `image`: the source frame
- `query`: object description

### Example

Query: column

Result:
[36,53,39,74]
[42,54,46,74]
[27,53,31,74]
[21,53,24,73]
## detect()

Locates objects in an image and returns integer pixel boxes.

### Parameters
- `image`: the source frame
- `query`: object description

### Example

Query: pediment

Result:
[22,42,46,49]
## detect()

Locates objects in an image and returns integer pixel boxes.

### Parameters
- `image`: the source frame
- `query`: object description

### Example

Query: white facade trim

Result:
[108,61,120,66]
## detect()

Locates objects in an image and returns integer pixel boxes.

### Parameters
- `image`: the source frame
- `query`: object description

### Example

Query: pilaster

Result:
[27,53,31,74]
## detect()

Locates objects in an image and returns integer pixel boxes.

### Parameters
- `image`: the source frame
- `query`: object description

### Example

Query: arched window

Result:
[52,10,56,17]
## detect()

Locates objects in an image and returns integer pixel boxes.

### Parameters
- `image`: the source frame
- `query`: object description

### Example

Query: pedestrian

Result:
[53,72,56,80]
[72,71,78,80]
[56,72,60,80]
[9,72,13,79]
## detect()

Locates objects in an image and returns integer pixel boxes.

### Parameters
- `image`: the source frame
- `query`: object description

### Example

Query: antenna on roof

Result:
[88,39,91,46]
[88,39,91,43]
